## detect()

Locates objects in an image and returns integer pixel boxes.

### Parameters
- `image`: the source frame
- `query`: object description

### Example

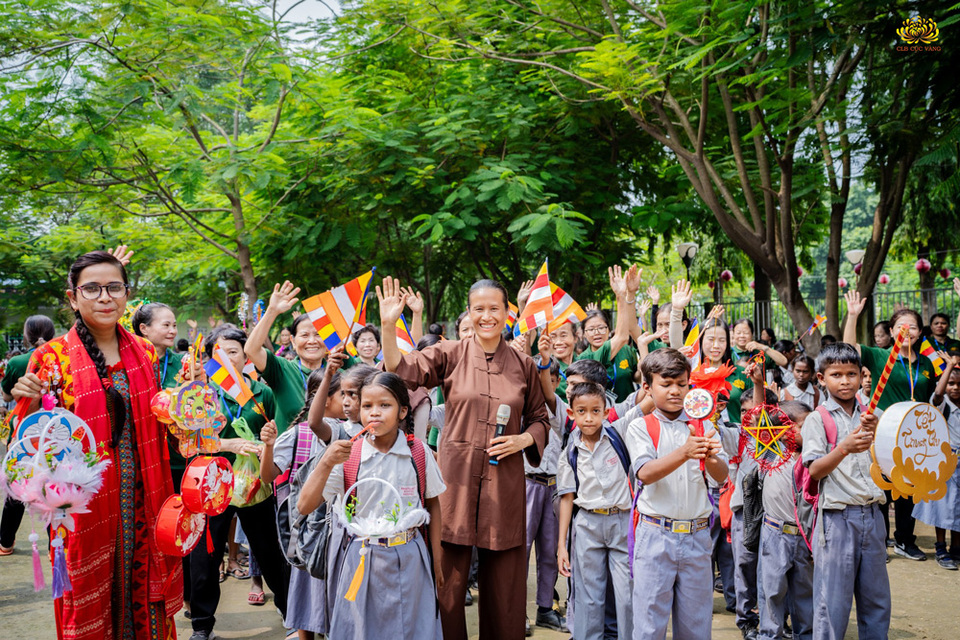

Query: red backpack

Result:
[793,402,862,550]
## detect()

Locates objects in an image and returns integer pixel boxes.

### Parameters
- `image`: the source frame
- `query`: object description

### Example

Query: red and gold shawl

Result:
[15,326,182,639]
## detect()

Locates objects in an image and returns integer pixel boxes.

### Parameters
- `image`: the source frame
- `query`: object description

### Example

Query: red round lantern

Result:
[879,274,890,285]
[182,456,234,516]
[155,495,207,556]
[915,258,932,274]
[940,268,952,280]
[150,389,174,424]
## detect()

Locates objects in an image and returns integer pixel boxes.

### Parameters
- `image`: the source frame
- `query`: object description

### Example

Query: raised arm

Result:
[609,264,640,357]
[843,290,867,355]
[377,276,407,373]
[402,286,425,343]
[669,279,693,349]
[537,330,558,414]
[306,346,346,442]
[932,355,958,406]
[245,281,301,370]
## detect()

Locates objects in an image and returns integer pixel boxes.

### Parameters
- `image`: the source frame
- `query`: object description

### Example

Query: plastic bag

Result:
[229,417,272,508]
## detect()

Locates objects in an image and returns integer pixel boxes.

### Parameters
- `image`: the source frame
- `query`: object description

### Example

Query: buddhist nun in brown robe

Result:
[378,276,550,640]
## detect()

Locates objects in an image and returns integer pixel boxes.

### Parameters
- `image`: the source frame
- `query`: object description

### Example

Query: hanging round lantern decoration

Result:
[838,277,848,289]
[915,258,932,274]
[879,274,890,285]
[940,268,952,280]
[155,495,207,556]
[720,269,733,282]
[182,456,234,516]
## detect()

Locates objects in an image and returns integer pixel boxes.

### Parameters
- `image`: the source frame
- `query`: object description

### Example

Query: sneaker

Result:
[465,589,473,606]
[885,538,895,548]
[713,575,723,593]
[893,542,927,561]
[782,619,793,639]
[742,628,759,640]
[188,631,212,640]
[536,608,566,631]
[525,618,532,637]
[936,551,959,570]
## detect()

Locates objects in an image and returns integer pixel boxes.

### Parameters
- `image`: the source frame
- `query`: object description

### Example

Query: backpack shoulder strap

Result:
[343,439,365,496]
[643,413,661,450]
[604,426,632,480]
[292,421,315,474]
[815,405,838,449]
[406,434,428,507]
[567,440,580,494]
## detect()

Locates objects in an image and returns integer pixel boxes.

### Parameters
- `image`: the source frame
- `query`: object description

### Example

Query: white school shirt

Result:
[626,409,726,520]
[341,418,364,439]
[761,455,799,524]
[779,366,796,387]
[556,419,633,511]
[934,395,960,448]
[525,398,566,475]
[801,395,884,509]
[782,382,819,408]
[323,434,446,517]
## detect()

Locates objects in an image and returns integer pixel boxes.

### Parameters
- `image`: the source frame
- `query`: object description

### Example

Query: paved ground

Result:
[1,515,957,639]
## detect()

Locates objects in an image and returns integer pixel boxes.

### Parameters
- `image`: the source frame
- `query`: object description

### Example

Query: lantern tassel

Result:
[344,544,367,602]
[30,532,45,592]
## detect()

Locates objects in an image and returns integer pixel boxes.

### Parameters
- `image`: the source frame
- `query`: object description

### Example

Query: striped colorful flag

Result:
[395,316,416,354]
[547,282,586,333]
[205,345,254,407]
[516,261,554,335]
[920,337,947,376]
[301,269,376,350]
[806,314,827,336]
[505,302,519,332]
[685,319,701,369]
[243,359,259,381]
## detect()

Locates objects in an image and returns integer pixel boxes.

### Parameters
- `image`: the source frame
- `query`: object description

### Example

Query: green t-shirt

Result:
[260,349,312,433]
[158,349,184,390]
[214,379,277,465]
[1,350,33,397]
[576,340,639,403]
[725,365,750,424]
[556,358,571,401]
[860,345,935,412]
[648,339,668,353]
[928,336,960,356]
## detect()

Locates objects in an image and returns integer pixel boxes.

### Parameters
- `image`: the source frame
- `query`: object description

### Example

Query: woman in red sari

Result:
[12,250,182,640]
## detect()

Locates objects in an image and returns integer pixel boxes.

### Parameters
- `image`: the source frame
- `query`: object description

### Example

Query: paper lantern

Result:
[708,280,716,289]
[749,280,756,289]
[940,268,952,279]
[915,258,932,274]
[155,495,206,556]
[879,274,890,285]
[871,402,958,503]
[797,266,804,277]
[853,263,862,275]
[838,277,848,289]
[720,270,733,282]
[181,456,234,516]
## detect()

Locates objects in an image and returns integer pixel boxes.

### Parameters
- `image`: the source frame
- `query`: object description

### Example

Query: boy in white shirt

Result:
[627,348,728,640]
[557,382,634,640]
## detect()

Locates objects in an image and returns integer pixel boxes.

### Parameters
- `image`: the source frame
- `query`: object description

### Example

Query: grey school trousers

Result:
[758,520,813,640]
[632,519,712,640]
[572,509,632,640]
[812,504,890,640]
[731,509,760,631]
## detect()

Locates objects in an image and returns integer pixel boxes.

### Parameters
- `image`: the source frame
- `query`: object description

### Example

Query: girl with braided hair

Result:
[11,250,182,640]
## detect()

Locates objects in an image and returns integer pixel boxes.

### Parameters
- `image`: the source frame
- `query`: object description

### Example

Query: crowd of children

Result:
[3,255,960,640]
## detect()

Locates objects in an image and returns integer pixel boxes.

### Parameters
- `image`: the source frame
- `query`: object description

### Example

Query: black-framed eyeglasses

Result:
[75,282,129,300]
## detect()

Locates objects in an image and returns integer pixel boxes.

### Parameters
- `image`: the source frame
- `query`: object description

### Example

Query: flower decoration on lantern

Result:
[915,258,932,274]
[879,274,891,285]
[720,269,733,282]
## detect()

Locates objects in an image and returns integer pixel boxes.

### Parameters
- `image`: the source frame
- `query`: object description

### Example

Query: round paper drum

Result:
[874,401,950,482]
[182,456,234,516]
[155,495,206,556]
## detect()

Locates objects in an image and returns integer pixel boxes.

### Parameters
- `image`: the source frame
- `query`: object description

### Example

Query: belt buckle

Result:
[671,520,691,534]
[547,476,557,486]
[594,508,610,515]
[387,533,406,547]
[783,523,799,535]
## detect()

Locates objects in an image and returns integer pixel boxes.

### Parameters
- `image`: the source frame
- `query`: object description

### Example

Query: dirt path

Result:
[0,516,956,638]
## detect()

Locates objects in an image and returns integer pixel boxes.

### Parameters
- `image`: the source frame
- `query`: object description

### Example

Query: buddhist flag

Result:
[919,337,946,376]
[242,359,259,381]
[395,316,416,354]
[205,346,254,407]
[806,314,827,336]
[547,282,586,333]
[685,319,701,369]
[516,261,554,335]
[301,269,376,350]
[505,303,519,332]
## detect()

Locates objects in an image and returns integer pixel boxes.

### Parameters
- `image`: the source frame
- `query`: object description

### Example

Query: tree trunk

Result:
[753,264,771,338]
[770,271,817,355]
[825,201,844,338]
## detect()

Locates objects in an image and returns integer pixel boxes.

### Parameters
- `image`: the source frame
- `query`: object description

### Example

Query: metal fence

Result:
[707,287,959,342]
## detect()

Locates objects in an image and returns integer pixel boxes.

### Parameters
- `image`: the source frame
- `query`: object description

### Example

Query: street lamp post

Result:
[677,242,699,281]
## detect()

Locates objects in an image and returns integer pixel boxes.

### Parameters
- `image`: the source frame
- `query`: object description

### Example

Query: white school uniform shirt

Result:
[525,398,566,475]
[801,395,884,509]
[782,382,820,408]
[779,366,795,387]
[934,395,960,448]
[626,409,727,520]
[341,418,364,439]
[762,454,800,524]
[323,434,446,517]
[556,419,633,511]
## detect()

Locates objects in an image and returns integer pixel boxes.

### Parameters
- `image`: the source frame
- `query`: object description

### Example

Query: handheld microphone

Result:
[489,404,512,466]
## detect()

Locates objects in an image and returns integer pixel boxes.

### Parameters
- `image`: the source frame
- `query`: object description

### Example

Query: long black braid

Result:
[68,250,129,448]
